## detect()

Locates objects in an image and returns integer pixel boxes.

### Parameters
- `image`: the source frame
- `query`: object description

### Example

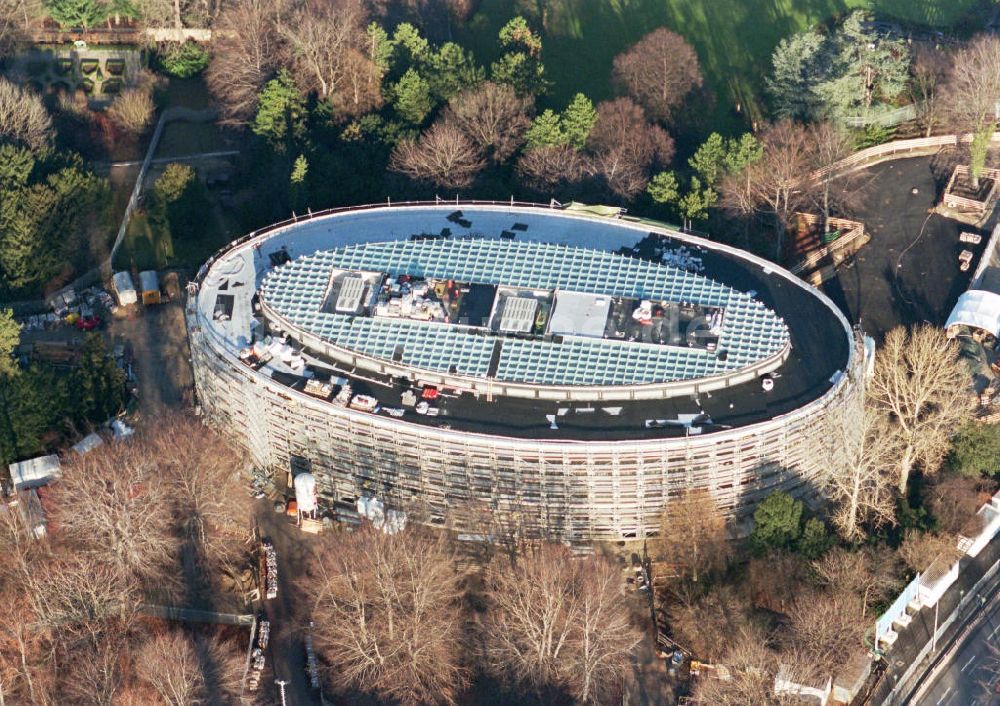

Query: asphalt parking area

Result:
[821,153,989,341]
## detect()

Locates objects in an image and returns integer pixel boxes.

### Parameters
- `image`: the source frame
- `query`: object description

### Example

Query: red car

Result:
[75,315,102,331]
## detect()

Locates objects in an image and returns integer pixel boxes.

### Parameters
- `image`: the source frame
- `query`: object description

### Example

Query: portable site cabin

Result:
[8,455,61,490]
[71,432,104,456]
[112,271,138,306]
[139,270,161,306]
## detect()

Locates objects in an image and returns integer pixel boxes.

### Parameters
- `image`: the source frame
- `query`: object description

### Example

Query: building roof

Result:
[8,454,60,490]
[548,291,611,338]
[71,432,104,456]
[139,270,158,292]
[260,238,790,387]
[193,205,853,440]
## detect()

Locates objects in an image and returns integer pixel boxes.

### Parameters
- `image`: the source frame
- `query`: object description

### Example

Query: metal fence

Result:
[840,103,919,129]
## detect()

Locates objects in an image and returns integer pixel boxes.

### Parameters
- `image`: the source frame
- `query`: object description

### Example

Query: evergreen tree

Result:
[426,43,484,101]
[252,70,306,148]
[0,308,20,378]
[44,0,107,29]
[290,154,309,213]
[0,145,35,191]
[560,93,596,149]
[524,109,566,148]
[150,163,209,242]
[767,30,828,120]
[798,517,832,559]
[491,17,547,96]
[688,133,728,185]
[73,333,124,423]
[949,422,1000,477]
[677,177,715,224]
[723,132,764,173]
[0,364,69,465]
[749,491,804,555]
[391,23,430,71]
[646,171,680,205]
[366,23,393,74]
[819,11,910,117]
[392,68,433,125]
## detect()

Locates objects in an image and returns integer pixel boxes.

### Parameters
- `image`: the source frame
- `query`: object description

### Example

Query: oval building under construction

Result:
[185,203,862,541]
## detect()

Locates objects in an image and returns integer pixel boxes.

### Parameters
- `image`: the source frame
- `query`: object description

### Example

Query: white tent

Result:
[294,473,317,513]
[8,455,61,490]
[945,290,1000,338]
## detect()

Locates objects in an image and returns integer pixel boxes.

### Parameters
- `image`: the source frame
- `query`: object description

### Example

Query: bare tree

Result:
[482,543,640,704]
[669,584,752,661]
[808,121,867,224]
[824,402,897,542]
[910,44,951,138]
[151,417,252,584]
[445,82,532,162]
[0,0,36,58]
[868,325,976,494]
[280,0,382,121]
[588,97,674,199]
[941,34,1000,188]
[786,588,867,672]
[390,119,486,189]
[205,0,285,125]
[108,88,155,134]
[136,631,201,706]
[136,629,241,706]
[516,144,590,193]
[924,475,991,534]
[746,552,806,614]
[28,554,138,648]
[811,547,900,621]
[612,28,703,123]
[61,641,125,706]
[304,526,467,705]
[976,642,1000,700]
[45,438,179,586]
[0,77,52,150]
[690,623,812,706]
[898,529,961,573]
[656,488,731,583]
[720,120,814,259]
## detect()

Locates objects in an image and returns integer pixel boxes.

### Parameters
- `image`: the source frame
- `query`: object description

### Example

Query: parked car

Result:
[75,315,102,331]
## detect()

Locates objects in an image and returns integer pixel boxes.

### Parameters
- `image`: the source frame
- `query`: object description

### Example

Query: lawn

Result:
[114,203,234,273]
[117,212,172,272]
[455,0,986,134]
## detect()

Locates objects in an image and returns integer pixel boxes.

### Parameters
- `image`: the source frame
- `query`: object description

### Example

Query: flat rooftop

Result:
[259,238,788,387]
[195,206,852,441]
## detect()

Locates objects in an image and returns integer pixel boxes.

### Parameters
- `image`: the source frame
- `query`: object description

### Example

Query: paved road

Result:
[916,594,1000,706]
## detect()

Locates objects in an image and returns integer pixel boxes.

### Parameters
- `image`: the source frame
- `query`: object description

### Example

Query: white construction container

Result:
[112,271,138,306]
[138,270,160,305]
[8,455,61,490]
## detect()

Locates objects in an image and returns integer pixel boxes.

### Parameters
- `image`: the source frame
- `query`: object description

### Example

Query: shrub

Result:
[108,88,154,133]
[161,42,209,79]
[949,423,1000,478]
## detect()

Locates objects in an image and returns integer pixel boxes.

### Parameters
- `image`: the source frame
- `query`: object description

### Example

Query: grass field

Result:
[115,204,233,272]
[455,0,987,134]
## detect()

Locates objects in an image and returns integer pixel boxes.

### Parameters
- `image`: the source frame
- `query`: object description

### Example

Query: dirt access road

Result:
[108,297,193,418]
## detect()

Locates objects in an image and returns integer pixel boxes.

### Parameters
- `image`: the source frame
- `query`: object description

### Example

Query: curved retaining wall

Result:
[186,203,864,541]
